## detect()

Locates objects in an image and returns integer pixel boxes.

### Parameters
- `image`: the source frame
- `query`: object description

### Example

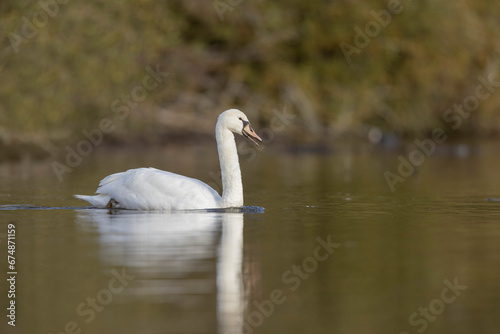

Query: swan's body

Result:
[75,109,262,211]
[75,168,222,210]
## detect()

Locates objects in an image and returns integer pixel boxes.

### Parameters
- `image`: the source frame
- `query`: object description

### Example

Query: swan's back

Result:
[78,168,221,211]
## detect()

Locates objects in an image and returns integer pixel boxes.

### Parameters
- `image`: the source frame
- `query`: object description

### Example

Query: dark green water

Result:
[1,142,500,334]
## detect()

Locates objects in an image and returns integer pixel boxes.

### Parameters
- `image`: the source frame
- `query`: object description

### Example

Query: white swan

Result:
[75,109,262,210]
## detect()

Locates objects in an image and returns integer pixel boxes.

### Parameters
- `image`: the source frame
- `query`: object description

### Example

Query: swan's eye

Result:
[239,117,243,121]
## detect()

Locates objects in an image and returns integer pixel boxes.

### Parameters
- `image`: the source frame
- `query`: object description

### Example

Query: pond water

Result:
[1,141,499,334]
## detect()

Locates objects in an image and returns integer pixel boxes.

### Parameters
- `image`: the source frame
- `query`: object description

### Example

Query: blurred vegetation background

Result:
[1,0,500,159]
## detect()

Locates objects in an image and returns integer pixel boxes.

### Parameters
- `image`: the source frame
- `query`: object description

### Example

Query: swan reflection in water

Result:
[75,209,248,334]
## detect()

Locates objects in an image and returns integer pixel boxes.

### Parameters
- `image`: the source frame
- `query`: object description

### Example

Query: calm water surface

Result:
[1,142,500,334]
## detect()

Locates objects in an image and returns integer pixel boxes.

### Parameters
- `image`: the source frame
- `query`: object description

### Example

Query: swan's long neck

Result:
[216,124,243,208]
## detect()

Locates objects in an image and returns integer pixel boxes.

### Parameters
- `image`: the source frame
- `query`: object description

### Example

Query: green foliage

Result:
[1,0,500,153]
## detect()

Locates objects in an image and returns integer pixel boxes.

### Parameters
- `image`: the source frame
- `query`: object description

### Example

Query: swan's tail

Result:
[74,194,110,208]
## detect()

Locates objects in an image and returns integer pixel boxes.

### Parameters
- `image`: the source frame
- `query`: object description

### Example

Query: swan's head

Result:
[218,109,263,146]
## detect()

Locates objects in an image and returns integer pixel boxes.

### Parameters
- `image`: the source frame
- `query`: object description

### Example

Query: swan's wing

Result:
[94,168,221,210]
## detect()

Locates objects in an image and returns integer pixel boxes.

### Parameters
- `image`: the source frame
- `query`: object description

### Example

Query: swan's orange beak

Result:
[242,121,262,146]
